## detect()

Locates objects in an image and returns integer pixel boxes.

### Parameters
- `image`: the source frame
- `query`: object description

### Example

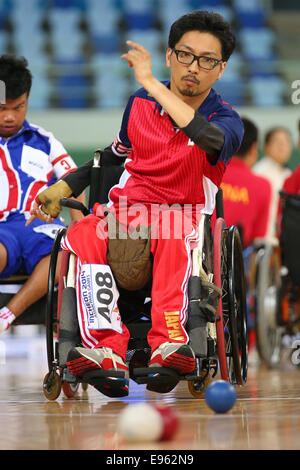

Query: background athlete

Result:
[0,55,85,333]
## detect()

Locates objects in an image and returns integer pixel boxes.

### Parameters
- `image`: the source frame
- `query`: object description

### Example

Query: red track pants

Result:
[61,206,200,360]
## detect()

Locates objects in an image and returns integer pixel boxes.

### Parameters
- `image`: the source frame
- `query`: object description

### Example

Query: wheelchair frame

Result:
[43,159,248,400]
[251,191,300,368]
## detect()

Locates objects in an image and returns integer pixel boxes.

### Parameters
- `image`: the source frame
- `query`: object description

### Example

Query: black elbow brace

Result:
[100,145,126,166]
[181,112,225,156]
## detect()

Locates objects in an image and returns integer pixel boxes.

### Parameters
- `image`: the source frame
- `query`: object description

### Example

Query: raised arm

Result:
[121,41,224,156]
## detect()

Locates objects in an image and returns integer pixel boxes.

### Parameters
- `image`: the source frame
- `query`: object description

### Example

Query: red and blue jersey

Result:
[109,82,244,214]
[0,120,77,221]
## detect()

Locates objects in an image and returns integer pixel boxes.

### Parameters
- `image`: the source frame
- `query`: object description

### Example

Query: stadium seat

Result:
[28,72,50,109]
[124,29,163,59]
[222,52,243,80]
[239,27,276,62]
[214,78,245,106]
[158,0,191,36]
[86,0,120,35]
[48,8,85,60]
[52,57,91,109]
[121,0,157,31]
[233,0,267,28]
[94,53,129,108]
[14,32,47,68]
[248,76,285,106]
[96,82,129,108]
[192,4,234,24]
[51,0,87,9]
[49,7,81,34]
[52,33,84,61]
[91,32,121,55]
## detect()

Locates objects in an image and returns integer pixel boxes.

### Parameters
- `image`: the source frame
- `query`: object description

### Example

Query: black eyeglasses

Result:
[172,49,224,70]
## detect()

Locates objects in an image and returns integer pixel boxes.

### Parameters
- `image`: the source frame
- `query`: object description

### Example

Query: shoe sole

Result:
[133,366,180,393]
[83,370,129,398]
[66,349,129,398]
[151,345,196,375]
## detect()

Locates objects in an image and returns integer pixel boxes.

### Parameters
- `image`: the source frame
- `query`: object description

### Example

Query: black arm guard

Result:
[180,111,225,157]
[63,145,126,198]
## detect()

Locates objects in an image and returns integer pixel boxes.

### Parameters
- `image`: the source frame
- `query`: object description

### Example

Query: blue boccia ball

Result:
[205,380,237,413]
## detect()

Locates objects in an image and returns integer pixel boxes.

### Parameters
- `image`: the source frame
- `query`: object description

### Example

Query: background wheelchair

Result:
[246,190,300,368]
[42,152,248,400]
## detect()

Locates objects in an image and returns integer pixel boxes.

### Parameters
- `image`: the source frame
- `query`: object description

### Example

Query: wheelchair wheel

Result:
[187,372,211,398]
[214,220,248,384]
[255,244,283,368]
[43,371,62,401]
[62,381,79,399]
[46,227,66,372]
[213,218,230,382]
[227,226,248,384]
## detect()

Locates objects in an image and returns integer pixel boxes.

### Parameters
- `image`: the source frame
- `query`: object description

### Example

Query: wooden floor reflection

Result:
[0,350,300,450]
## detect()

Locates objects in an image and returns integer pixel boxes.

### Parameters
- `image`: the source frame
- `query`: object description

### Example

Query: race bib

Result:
[79,264,122,333]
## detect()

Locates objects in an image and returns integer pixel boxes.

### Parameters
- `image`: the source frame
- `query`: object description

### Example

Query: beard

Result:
[179,87,202,97]
[177,75,202,97]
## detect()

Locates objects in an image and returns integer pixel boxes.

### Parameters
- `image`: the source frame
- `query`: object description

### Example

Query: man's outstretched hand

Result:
[26,180,73,226]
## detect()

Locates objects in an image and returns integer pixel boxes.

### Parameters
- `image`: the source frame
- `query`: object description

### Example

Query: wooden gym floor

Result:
[0,338,299,451]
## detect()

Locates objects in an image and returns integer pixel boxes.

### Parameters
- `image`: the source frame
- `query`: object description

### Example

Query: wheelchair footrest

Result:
[132,367,180,393]
[61,367,78,384]
[82,370,129,398]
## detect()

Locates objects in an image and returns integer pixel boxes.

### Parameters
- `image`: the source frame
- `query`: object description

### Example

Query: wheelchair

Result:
[247,190,300,368]
[42,153,248,400]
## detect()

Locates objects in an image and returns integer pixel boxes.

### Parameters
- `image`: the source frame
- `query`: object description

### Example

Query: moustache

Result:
[182,75,200,84]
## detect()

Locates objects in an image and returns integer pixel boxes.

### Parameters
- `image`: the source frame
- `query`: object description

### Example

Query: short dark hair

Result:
[0,55,32,100]
[236,118,258,157]
[168,10,236,61]
[264,126,291,146]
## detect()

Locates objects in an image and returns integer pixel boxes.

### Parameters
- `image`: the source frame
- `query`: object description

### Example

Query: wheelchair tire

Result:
[43,371,62,401]
[214,220,248,385]
[187,372,211,398]
[62,381,79,399]
[213,218,229,382]
[227,226,248,384]
[46,227,66,371]
[255,244,283,368]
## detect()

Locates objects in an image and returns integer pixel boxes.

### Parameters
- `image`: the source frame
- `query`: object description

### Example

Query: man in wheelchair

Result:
[278,117,300,311]
[28,11,244,397]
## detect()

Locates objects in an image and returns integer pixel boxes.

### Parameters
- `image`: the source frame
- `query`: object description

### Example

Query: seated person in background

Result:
[277,118,300,287]
[28,11,244,397]
[0,55,85,334]
[281,118,300,195]
[218,118,272,353]
[253,126,292,239]
[219,117,272,248]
